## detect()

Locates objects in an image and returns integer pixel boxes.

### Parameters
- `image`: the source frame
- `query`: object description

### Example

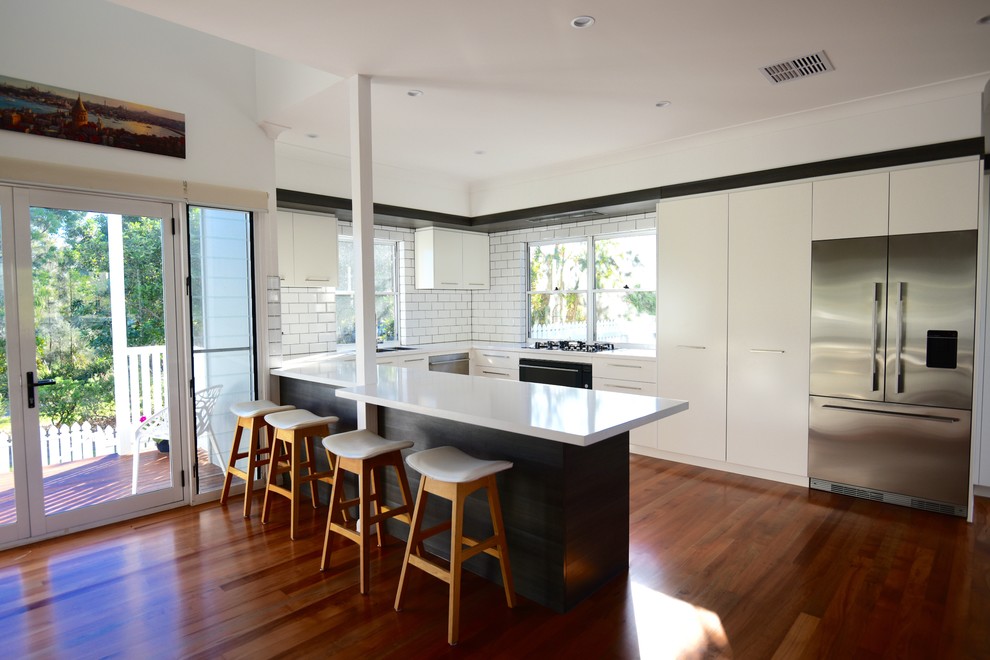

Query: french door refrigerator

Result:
[809,230,977,517]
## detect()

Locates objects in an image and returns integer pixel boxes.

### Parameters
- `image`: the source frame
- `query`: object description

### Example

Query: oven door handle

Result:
[520,363,581,373]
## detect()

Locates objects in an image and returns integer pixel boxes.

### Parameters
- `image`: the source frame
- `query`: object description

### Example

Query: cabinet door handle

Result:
[482,370,505,375]
[304,277,331,282]
[750,348,785,354]
[468,282,485,286]
[676,345,707,350]
[403,357,426,363]
[440,282,458,286]
[602,383,644,392]
[482,353,510,359]
[606,363,641,369]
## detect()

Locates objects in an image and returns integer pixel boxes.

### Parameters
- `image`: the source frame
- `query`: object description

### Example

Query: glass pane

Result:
[0,204,11,528]
[374,242,395,292]
[529,292,588,341]
[595,234,656,290]
[595,291,657,345]
[188,207,255,494]
[376,294,396,342]
[31,207,172,513]
[338,237,354,292]
[336,294,355,344]
[529,241,588,292]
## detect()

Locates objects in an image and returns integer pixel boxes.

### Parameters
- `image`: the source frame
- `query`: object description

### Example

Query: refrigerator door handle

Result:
[871,282,881,392]
[821,403,960,424]
[895,281,905,393]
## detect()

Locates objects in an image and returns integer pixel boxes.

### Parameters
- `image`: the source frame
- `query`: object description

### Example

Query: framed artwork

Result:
[0,74,185,159]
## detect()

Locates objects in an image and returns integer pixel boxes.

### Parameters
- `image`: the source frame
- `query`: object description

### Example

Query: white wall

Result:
[469,78,986,216]
[0,0,275,195]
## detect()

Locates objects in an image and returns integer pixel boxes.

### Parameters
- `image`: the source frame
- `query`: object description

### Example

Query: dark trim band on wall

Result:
[276,137,985,230]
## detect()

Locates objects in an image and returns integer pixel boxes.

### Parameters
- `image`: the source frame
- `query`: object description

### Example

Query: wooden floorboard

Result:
[0,454,986,658]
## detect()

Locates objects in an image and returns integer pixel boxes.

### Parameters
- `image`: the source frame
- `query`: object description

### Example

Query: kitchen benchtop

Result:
[335,366,686,447]
[271,341,657,387]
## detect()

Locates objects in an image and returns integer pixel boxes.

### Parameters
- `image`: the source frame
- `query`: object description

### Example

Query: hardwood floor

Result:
[0,455,986,658]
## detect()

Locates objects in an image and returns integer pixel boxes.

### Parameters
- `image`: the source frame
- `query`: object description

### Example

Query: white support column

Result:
[350,73,377,430]
[107,214,133,451]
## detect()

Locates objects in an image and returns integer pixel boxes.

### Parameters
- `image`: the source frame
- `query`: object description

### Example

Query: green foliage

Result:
[18,208,166,427]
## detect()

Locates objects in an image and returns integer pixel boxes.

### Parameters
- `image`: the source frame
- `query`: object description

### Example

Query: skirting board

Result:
[629,445,809,488]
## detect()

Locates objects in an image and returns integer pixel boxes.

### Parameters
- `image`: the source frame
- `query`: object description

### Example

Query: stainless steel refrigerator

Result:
[808,230,977,516]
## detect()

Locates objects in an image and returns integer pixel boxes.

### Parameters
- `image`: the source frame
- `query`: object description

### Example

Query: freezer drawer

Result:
[809,396,970,510]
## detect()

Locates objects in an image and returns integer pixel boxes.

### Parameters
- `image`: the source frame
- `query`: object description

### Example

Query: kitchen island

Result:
[274,361,686,612]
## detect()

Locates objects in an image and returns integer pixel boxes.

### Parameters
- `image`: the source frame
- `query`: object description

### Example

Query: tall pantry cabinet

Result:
[657,182,812,479]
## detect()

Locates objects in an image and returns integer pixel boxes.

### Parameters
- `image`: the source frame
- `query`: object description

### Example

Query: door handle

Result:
[26,371,56,409]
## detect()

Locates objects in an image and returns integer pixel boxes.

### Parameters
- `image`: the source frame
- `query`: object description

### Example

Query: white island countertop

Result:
[335,366,687,447]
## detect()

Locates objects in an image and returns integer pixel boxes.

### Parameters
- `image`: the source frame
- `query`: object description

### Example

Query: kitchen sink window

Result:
[336,237,398,344]
[528,231,655,345]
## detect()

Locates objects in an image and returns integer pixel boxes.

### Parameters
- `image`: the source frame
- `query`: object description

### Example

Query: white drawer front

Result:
[471,350,519,369]
[471,365,518,380]
[594,359,657,383]
[593,377,658,396]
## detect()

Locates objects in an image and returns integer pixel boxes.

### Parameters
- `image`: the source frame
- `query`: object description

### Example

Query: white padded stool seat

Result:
[265,408,338,430]
[406,446,513,484]
[230,400,294,418]
[322,430,413,460]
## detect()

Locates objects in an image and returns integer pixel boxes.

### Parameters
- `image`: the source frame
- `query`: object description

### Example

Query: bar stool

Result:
[261,409,339,540]
[219,400,294,518]
[394,446,515,646]
[320,430,416,594]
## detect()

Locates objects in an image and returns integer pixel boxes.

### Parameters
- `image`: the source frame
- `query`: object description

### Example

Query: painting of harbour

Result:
[0,74,185,158]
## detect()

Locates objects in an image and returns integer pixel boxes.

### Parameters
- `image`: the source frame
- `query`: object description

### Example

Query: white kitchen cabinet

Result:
[726,183,811,476]
[812,171,889,240]
[888,159,979,235]
[593,356,658,448]
[415,227,490,289]
[277,210,338,288]
[656,194,729,461]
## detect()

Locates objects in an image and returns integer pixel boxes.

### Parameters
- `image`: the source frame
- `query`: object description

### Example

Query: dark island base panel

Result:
[375,407,630,614]
[277,377,631,613]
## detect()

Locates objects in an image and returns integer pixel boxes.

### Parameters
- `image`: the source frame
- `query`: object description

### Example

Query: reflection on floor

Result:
[0,449,225,523]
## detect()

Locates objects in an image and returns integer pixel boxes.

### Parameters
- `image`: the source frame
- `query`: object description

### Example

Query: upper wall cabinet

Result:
[277,210,338,288]
[415,227,490,290]
[812,172,889,240]
[812,158,979,240]
[888,159,979,235]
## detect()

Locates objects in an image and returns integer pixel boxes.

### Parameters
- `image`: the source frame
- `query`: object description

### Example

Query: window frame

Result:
[335,236,399,346]
[526,229,656,347]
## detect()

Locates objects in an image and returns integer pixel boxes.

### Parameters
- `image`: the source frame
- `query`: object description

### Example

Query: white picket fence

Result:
[0,345,166,474]
[0,422,120,472]
[531,319,652,343]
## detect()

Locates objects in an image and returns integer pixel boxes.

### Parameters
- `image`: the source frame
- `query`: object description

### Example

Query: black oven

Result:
[518,358,593,389]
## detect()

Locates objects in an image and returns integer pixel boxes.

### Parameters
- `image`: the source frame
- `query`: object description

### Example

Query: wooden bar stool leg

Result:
[240,424,263,518]
[359,461,373,594]
[290,434,303,540]
[321,460,346,571]
[487,475,516,608]
[449,481,466,646]
[395,478,428,612]
[219,419,244,506]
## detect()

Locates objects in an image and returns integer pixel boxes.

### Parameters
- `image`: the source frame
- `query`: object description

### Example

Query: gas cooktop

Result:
[525,340,615,353]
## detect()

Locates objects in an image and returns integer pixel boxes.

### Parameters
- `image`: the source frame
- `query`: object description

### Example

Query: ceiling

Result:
[111,1,990,186]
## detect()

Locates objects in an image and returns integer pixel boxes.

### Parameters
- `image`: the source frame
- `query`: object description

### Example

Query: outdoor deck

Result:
[0,450,225,524]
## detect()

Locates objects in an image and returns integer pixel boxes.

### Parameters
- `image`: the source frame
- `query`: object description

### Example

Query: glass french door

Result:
[0,187,185,544]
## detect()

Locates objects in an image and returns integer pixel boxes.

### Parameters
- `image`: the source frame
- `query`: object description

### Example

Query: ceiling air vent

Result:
[761,50,834,84]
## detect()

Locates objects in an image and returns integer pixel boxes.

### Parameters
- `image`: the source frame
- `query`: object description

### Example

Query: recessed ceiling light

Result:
[407,89,424,97]
[570,15,595,29]
[978,14,990,24]
[474,150,486,155]
[655,101,671,108]
[306,133,319,138]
